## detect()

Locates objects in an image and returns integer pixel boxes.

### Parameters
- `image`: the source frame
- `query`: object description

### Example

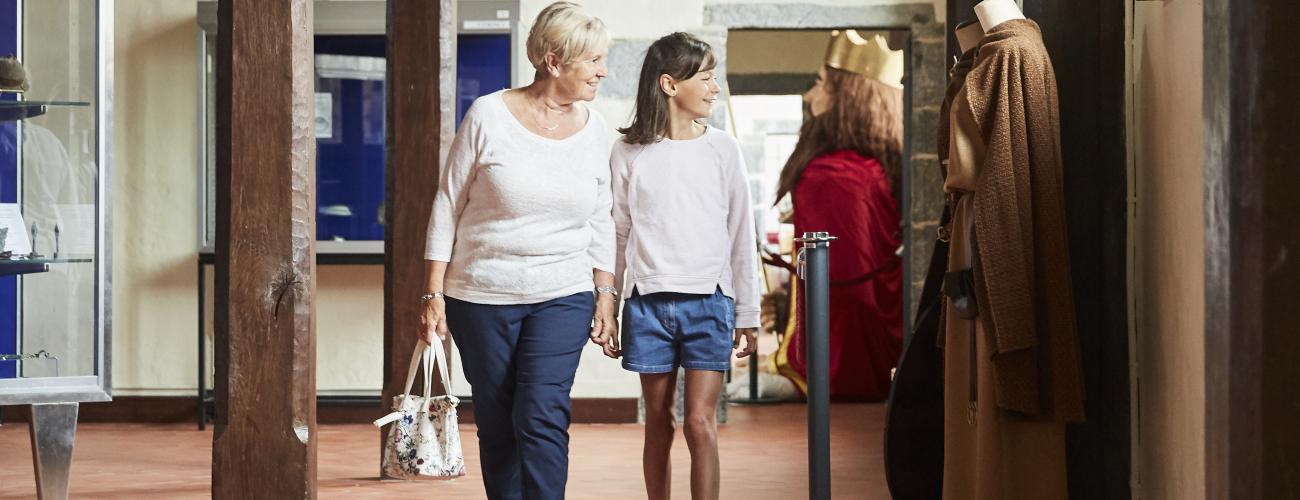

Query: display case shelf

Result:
[0,255,94,277]
[0,100,91,122]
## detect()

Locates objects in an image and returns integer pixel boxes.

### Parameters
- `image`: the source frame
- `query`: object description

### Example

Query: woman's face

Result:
[667,67,721,121]
[553,44,609,102]
[803,67,833,117]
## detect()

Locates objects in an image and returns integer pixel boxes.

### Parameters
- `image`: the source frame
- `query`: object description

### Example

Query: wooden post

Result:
[212,0,317,497]
[1204,0,1300,497]
[382,0,446,465]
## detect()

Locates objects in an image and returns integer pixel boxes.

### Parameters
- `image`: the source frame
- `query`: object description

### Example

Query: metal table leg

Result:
[28,402,78,500]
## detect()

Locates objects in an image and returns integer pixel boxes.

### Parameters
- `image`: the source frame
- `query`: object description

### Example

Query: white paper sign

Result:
[0,203,32,255]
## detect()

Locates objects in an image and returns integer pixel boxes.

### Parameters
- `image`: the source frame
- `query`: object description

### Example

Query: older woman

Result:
[418,3,616,498]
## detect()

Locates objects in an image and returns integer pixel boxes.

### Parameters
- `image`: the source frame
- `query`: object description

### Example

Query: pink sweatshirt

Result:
[610,126,762,329]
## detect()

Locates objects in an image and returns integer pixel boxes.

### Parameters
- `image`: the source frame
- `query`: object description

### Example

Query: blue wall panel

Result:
[314,35,386,242]
[0,0,19,378]
[457,34,511,128]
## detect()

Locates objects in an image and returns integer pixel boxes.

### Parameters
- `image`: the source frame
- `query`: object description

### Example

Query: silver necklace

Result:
[532,100,563,133]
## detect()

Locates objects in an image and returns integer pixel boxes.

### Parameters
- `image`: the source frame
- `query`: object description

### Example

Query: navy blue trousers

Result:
[445,292,593,500]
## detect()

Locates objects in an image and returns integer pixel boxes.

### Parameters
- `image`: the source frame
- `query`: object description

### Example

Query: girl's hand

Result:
[733,327,758,358]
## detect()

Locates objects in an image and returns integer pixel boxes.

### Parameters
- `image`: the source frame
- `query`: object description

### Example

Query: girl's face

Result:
[665,66,721,121]
[553,45,609,102]
[804,67,833,117]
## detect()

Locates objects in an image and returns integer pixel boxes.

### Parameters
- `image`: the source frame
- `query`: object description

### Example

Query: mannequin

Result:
[954,20,984,54]
[974,0,1025,32]
[938,7,1086,500]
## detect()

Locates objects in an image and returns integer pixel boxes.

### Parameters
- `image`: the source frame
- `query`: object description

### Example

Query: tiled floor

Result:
[0,403,887,499]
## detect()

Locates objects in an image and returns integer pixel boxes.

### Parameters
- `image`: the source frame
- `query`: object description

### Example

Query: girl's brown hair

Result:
[619,32,717,145]
[774,66,904,204]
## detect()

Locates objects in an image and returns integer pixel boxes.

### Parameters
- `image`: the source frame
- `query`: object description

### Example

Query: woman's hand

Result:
[419,297,450,344]
[590,293,620,358]
[733,328,758,358]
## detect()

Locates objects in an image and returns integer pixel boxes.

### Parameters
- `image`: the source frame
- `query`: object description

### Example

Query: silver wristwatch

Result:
[420,291,445,302]
[595,286,619,298]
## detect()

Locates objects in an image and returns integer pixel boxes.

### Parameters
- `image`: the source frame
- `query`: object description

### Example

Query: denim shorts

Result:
[621,287,735,373]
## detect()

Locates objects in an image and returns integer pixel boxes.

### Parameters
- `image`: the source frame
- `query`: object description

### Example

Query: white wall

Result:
[1131,1,1205,498]
[114,0,206,395]
[111,0,939,398]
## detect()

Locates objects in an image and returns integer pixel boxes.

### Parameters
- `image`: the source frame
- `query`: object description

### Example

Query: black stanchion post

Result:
[797,230,835,500]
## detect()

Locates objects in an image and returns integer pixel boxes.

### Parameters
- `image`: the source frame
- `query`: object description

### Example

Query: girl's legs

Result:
[683,369,724,500]
[641,371,678,500]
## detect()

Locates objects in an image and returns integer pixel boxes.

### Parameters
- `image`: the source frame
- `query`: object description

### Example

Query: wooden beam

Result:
[382,0,446,467]
[213,0,318,497]
[1204,0,1300,498]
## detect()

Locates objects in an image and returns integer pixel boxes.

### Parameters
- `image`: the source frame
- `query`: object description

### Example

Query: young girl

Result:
[601,32,760,500]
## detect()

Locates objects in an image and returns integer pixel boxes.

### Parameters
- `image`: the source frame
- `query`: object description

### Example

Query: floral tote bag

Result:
[374,339,466,479]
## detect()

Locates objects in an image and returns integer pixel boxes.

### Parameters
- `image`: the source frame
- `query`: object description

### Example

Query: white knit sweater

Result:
[424,90,615,305]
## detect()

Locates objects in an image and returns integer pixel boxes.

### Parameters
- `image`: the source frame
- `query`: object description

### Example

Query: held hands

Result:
[419,297,450,345]
[733,327,758,358]
[590,293,620,358]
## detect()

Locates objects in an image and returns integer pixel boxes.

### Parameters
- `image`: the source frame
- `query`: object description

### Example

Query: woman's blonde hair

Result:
[526,2,610,72]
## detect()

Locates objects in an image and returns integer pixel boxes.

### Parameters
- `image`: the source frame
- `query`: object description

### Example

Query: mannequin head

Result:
[974,0,1026,32]
[803,67,834,117]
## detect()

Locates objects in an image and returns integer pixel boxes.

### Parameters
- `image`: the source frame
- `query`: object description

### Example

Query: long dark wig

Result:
[619,32,717,145]
[774,66,904,204]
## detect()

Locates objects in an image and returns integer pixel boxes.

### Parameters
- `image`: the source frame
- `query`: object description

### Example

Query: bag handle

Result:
[430,338,453,395]
[375,340,454,428]
[400,339,454,400]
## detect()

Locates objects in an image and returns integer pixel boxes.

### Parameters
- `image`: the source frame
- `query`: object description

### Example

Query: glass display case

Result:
[0,0,112,405]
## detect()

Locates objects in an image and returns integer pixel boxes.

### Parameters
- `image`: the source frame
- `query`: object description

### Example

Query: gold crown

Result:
[824,30,904,88]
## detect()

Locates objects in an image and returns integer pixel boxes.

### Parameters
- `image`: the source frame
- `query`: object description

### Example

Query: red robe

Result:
[780,149,903,402]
